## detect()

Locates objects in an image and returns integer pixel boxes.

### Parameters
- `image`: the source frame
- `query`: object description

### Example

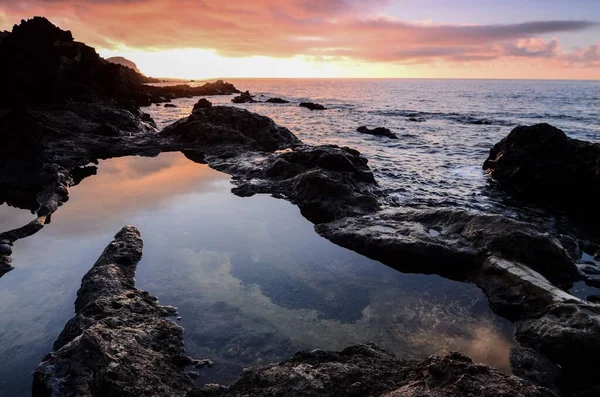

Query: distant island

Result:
[105,56,143,73]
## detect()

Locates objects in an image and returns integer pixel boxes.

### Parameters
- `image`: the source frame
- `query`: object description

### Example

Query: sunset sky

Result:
[1,0,599,79]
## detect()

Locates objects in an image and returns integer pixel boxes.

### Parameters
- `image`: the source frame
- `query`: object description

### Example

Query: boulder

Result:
[357,126,398,139]
[483,123,600,221]
[193,98,212,110]
[164,103,177,108]
[299,102,326,110]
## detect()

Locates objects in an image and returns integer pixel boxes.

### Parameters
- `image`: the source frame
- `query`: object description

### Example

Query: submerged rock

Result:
[231,91,256,104]
[31,226,193,397]
[483,123,600,221]
[299,102,326,110]
[194,343,556,397]
[165,103,177,108]
[265,97,289,104]
[357,125,398,139]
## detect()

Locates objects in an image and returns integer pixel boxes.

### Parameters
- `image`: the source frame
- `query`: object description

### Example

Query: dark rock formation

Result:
[193,343,556,397]
[0,17,238,108]
[407,116,425,122]
[483,123,600,221]
[165,103,178,108]
[516,302,600,397]
[0,17,158,106]
[161,106,383,223]
[144,80,240,107]
[232,91,256,104]
[265,97,290,104]
[357,125,398,139]
[299,102,326,110]
[193,98,213,110]
[510,347,562,394]
[32,226,194,397]
[161,106,300,152]
[317,208,579,292]
[230,145,383,223]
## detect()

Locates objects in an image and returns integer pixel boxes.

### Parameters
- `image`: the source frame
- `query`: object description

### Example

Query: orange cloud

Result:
[0,0,598,73]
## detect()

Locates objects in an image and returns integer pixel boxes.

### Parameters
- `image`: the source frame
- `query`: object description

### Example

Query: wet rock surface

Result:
[516,302,600,397]
[31,226,193,397]
[510,347,562,394]
[316,208,579,290]
[193,343,556,397]
[299,102,326,110]
[357,125,398,139]
[483,123,600,221]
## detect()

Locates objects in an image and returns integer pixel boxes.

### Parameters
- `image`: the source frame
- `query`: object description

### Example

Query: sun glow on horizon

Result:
[97,47,414,79]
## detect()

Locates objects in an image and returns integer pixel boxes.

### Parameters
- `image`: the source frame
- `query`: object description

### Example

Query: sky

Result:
[0,0,599,79]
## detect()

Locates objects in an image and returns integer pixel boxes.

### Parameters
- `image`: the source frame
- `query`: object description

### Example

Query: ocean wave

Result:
[373,110,515,126]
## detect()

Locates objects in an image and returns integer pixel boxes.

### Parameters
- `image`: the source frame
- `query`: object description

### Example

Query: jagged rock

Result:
[483,123,600,221]
[193,98,212,110]
[510,347,562,394]
[31,226,193,397]
[231,91,256,104]
[0,18,238,107]
[516,302,600,397]
[299,102,326,110]
[193,343,557,397]
[357,125,398,139]
[230,145,383,223]
[265,97,289,104]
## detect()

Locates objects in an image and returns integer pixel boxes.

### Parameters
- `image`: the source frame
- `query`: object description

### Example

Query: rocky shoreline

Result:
[1,16,600,397]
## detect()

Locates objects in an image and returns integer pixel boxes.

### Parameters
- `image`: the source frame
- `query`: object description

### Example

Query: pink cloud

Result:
[0,0,598,68]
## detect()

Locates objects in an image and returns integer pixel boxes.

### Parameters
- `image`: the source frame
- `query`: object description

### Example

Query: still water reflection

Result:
[0,152,514,396]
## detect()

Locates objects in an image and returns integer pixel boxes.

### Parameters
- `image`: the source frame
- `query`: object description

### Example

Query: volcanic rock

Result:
[299,102,326,110]
[357,125,398,139]
[193,344,557,397]
[31,226,193,397]
[483,123,600,221]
